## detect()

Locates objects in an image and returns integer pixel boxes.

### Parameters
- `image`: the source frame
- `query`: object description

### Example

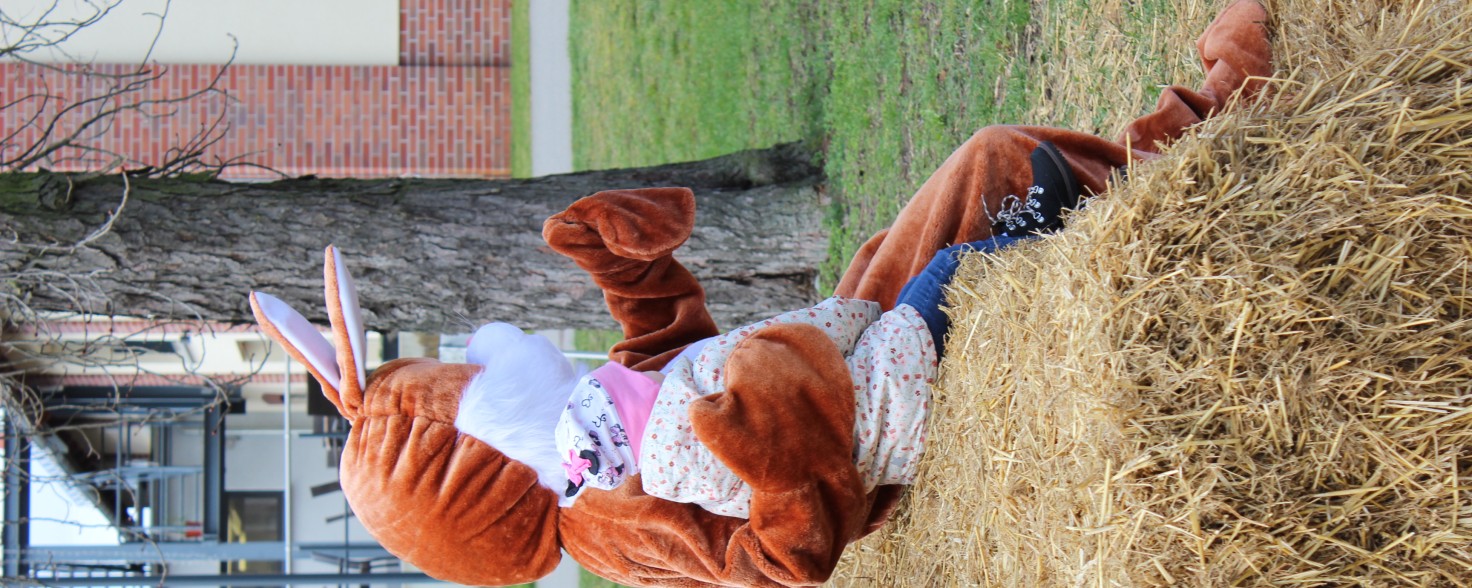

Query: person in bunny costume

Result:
[248,2,1269,586]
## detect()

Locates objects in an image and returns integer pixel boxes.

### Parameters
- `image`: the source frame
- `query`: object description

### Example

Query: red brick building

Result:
[1,0,511,179]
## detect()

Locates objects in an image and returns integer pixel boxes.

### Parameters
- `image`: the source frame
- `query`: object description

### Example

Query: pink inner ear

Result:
[330,247,367,391]
[253,292,342,391]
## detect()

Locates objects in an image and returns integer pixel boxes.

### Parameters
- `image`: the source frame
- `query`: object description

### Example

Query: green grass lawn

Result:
[569,1,828,170]
[510,0,532,178]
[814,0,1033,285]
[570,0,1193,292]
[570,0,1035,291]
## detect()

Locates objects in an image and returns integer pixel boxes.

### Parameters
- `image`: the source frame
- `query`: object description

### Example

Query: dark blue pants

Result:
[894,234,1032,356]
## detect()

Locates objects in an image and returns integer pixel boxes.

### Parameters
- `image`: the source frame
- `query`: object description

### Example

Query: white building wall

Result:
[2,0,399,65]
[224,433,284,490]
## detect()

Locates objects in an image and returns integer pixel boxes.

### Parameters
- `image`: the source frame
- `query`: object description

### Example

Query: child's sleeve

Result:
[543,187,721,372]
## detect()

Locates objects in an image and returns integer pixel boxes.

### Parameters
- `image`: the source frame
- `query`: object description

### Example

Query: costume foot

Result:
[992,141,1083,237]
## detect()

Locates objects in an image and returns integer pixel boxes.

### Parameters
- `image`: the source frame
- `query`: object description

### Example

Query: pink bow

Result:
[563,449,592,485]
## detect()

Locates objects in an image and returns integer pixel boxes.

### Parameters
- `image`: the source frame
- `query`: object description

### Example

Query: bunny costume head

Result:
[251,247,572,585]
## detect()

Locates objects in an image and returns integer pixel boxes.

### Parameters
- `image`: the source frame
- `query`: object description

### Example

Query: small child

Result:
[460,141,1084,518]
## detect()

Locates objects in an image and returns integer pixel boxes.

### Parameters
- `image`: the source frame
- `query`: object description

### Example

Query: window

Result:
[122,340,178,354]
[221,491,284,584]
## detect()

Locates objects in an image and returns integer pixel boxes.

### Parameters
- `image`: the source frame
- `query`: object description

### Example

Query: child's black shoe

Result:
[992,141,1083,237]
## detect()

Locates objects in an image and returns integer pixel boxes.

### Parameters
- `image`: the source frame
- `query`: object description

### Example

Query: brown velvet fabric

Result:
[834,125,1148,309]
[339,359,564,587]
[544,187,722,372]
[1120,0,1273,152]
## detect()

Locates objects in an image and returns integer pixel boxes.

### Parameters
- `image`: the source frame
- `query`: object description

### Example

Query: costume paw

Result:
[544,187,696,262]
[688,323,856,491]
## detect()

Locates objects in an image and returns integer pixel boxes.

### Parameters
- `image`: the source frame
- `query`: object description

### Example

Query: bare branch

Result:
[1,0,256,178]
[0,1,122,60]
[1,171,239,569]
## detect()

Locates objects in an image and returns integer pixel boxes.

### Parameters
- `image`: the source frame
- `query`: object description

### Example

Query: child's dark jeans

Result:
[895,234,1031,356]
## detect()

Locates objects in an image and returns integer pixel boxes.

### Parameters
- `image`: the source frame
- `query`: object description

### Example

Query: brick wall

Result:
[401,0,512,66]
[1,1,512,179]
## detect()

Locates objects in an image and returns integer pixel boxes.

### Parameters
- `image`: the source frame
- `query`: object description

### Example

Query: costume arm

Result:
[558,323,871,587]
[543,188,721,371]
[686,323,870,585]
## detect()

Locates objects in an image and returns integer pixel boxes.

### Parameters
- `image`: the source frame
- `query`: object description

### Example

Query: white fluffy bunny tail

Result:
[455,323,578,495]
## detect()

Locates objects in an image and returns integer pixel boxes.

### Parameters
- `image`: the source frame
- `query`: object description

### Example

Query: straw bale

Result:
[834,0,1472,585]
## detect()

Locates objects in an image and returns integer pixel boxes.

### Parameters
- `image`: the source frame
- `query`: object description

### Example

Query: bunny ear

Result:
[322,245,368,410]
[250,291,343,400]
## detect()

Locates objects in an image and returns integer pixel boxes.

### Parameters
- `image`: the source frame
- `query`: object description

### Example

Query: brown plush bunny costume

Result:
[249,2,1270,585]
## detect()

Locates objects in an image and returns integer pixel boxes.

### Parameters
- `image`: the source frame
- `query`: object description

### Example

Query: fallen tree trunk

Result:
[1,143,828,331]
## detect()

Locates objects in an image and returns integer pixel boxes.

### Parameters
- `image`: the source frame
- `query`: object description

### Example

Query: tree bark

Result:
[1,143,828,331]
